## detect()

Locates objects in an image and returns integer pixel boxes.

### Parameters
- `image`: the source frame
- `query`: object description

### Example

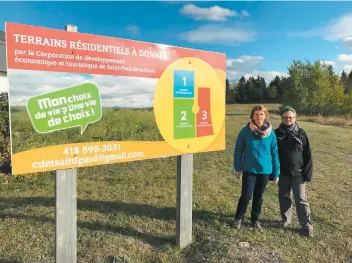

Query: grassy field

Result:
[0,103,352,263]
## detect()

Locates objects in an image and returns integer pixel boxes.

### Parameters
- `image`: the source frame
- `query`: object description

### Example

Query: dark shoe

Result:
[300,226,314,238]
[253,221,264,232]
[232,218,242,229]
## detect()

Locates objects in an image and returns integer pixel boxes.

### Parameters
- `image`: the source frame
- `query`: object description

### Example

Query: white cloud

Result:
[307,55,352,74]
[335,53,352,73]
[226,69,288,84]
[316,54,352,74]
[337,53,352,63]
[319,60,335,66]
[126,25,141,37]
[179,25,256,44]
[289,13,352,42]
[226,55,263,71]
[7,70,157,107]
[323,14,352,41]
[180,4,237,21]
[9,96,30,106]
[343,37,352,48]
[226,56,288,84]
[248,70,289,83]
[8,70,87,98]
[241,10,250,17]
[101,93,154,108]
[343,64,352,72]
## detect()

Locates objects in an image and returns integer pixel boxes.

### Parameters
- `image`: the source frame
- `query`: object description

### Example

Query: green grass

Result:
[1,104,352,263]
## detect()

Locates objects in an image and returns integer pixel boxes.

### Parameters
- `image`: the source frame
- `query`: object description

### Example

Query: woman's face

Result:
[282,110,296,125]
[252,110,266,126]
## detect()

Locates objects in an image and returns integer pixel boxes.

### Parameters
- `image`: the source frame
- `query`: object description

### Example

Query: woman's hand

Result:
[233,170,242,179]
[271,178,279,184]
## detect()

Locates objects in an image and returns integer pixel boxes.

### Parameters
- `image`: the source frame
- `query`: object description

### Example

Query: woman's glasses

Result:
[282,116,296,120]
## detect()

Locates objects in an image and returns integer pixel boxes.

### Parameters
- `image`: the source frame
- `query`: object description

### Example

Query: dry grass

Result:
[226,103,281,115]
[226,103,352,127]
[297,115,352,126]
[269,113,352,127]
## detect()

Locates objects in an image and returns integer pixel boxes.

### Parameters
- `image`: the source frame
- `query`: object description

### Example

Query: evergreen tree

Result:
[235,76,247,102]
[340,70,348,94]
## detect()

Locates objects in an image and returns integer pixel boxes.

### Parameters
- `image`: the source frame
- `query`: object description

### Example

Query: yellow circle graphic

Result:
[154,57,225,153]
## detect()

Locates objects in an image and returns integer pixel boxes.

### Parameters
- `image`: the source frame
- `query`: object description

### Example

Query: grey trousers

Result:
[279,175,313,228]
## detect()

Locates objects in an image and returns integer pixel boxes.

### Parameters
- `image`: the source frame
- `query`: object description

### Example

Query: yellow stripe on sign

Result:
[12,124,225,175]
[12,141,180,175]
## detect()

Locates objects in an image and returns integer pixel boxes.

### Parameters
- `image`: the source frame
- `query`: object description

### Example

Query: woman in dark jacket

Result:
[274,106,313,237]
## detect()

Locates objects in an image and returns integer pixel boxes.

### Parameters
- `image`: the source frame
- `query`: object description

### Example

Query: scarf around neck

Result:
[277,122,303,151]
[248,120,272,138]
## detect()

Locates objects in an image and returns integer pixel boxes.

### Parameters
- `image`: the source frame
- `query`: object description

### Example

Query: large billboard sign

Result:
[5,22,226,175]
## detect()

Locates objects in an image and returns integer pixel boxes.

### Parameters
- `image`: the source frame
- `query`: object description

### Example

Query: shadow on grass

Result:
[0,196,228,223]
[0,196,231,247]
[260,219,302,234]
[0,260,21,263]
[0,212,174,247]
[259,219,285,229]
[258,219,315,237]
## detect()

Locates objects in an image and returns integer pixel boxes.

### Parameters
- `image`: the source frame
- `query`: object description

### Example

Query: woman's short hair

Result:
[250,105,269,120]
[280,106,297,116]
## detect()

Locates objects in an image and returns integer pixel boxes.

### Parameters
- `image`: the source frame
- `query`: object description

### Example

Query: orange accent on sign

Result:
[196,87,213,137]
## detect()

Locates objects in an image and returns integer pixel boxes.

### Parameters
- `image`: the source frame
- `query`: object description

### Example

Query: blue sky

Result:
[1,1,352,83]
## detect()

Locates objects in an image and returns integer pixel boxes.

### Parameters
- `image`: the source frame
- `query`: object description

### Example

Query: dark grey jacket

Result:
[274,127,313,182]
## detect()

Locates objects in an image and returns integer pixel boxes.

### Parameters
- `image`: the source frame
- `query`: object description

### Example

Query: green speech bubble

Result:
[26,83,102,135]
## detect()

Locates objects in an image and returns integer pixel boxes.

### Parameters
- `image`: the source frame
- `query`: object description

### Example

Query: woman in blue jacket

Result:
[232,105,280,231]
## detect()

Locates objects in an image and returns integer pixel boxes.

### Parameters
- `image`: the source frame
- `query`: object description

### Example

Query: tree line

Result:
[226,60,352,116]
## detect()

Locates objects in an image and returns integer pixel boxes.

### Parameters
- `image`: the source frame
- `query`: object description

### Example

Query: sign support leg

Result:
[55,24,78,263]
[176,153,193,248]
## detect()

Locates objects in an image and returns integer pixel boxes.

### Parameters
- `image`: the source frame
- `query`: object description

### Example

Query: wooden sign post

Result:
[176,154,193,248]
[55,24,78,263]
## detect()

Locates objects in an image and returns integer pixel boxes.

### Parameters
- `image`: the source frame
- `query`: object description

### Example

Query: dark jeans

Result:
[235,171,269,223]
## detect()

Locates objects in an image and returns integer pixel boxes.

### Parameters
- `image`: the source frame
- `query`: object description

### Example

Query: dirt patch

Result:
[226,242,286,263]
[175,233,287,263]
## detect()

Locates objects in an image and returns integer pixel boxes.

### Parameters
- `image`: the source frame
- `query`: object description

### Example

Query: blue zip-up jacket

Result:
[234,125,280,179]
